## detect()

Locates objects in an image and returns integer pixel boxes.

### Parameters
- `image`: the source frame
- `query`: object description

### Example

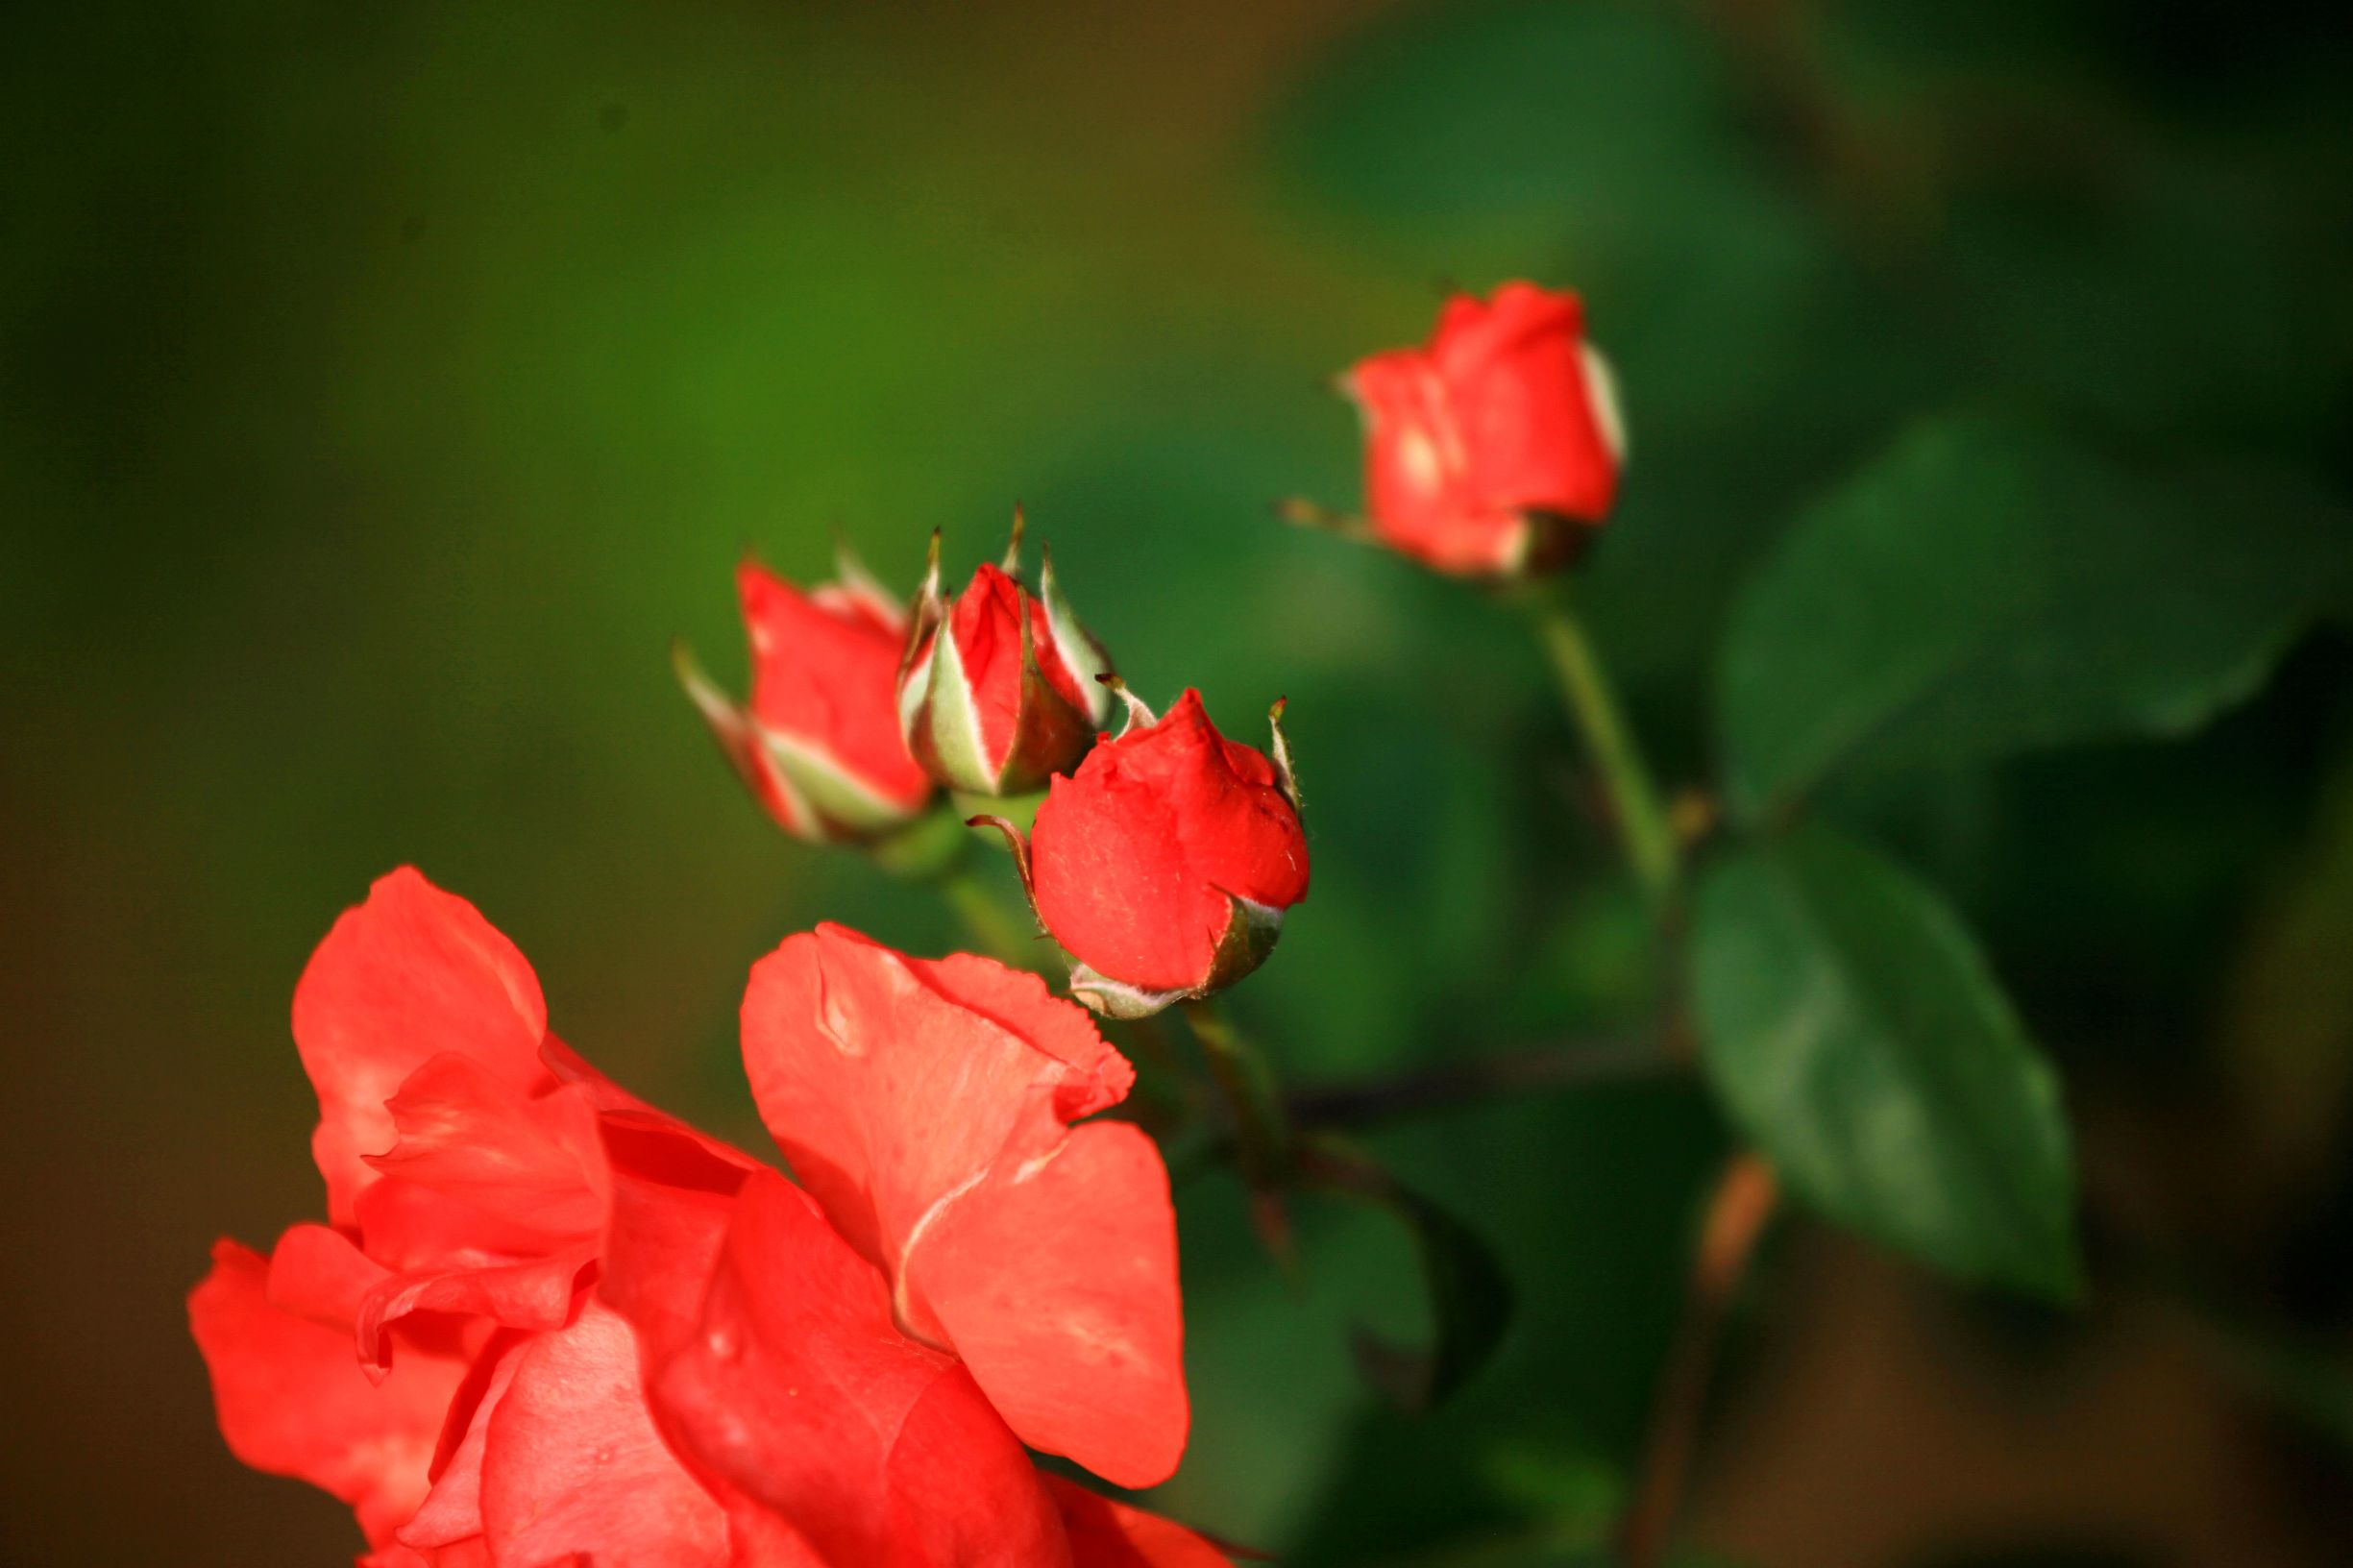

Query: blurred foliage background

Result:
[6,1,2352,1564]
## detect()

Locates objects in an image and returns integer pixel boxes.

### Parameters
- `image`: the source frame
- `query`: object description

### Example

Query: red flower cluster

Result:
[682,520,1311,1018]
[191,869,1227,1567]
[194,274,1636,1559]
[1343,281,1627,576]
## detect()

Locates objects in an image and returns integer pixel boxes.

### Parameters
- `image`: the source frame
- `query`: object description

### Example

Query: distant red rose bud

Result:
[1342,281,1627,577]
[675,547,936,845]
[1017,687,1309,1018]
[896,515,1114,796]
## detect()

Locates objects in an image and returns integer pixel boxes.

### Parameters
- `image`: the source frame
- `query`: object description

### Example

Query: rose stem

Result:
[1525,588,1680,911]
[1618,1151,1780,1568]
[936,862,1038,970]
[1183,996,1298,1271]
[1286,1035,1672,1131]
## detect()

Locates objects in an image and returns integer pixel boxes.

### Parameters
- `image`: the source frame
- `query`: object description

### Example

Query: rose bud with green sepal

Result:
[1291,281,1628,579]
[896,514,1115,796]
[1011,685,1309,1018]
[674,548,937,845]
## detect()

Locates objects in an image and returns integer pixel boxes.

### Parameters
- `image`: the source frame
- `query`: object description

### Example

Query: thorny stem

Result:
[1526,589,1681,912]
[1143,1035,1673,1187]
[1618,1152,1780,1568]
[1184,996,1298,1271]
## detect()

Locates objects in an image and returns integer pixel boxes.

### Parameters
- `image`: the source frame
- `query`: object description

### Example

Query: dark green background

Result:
[7,2,2350,1564]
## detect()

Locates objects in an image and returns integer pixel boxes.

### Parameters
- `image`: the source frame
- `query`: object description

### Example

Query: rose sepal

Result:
[1036,540,1115,728]
[1001,586,1099,792]
[897,519,1111,796]
[1066,891,1289,1019]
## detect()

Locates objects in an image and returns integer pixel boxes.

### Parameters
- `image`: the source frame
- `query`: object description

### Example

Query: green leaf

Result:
[1693,824,2080,1301]
[1719,414,2352,820]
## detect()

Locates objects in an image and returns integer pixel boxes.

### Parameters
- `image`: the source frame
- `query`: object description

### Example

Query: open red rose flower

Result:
[676,549,937,844]
[1338,281,1628,577]
[896,518,1115,797]
[740,922,1189,1487]
[1004,687,1310,1018]
[189,869,1229,1566]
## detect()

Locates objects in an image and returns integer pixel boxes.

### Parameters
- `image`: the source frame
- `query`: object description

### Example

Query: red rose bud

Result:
[1016,686,1309,1018]
[675,547,936,845]
[896,514,1114,796]
[1338,281,1627,577]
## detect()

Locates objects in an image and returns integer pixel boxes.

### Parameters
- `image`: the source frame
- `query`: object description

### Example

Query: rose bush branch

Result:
[1618,1152,1780,1568]
[1525,585,1681,910]
[1286,1033,1675,1132]
[935,856,1041,970]
[1184,996,1299,1267]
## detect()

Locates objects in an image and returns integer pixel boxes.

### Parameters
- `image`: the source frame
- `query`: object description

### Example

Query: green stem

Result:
[1184,997,1297,1268]
[937,862,1035,970]
[1528,590,1680,909]
[1185,999,1290,1164]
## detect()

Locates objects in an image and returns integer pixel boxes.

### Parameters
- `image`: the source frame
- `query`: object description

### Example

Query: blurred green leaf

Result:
[1479,1441,1623,1557]
[1694,823,2080,1301]
[1279,1087,1722,1565]
[2217,752,2353,1191]
[1719,414,2352,820]
[1273,0,1746,276]
[1316,1145,1517,1412]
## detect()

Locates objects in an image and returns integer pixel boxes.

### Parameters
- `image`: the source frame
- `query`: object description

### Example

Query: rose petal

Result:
[478,1302,733,1568]
[294,869,551,1226]
[266,1221,393,1328]
[1045,1476,1236,1568]
[400,1341,524,1551]
[355,1245,596,1372]
[190,1237,471,1546]
[739,559,932,813]
[946,563,1091,774]
[598,1152,748,1364]
[355,1177,578,1277]
[1434,282,1617,526]
[742,928,1184,1485]
[360,1546,450,1568]
[648,1170,1066,1568]
[1351,347,1514,571]
[364,1056,609,1240]
[542,1036,767,1181]
[906,1120,1188,1487]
